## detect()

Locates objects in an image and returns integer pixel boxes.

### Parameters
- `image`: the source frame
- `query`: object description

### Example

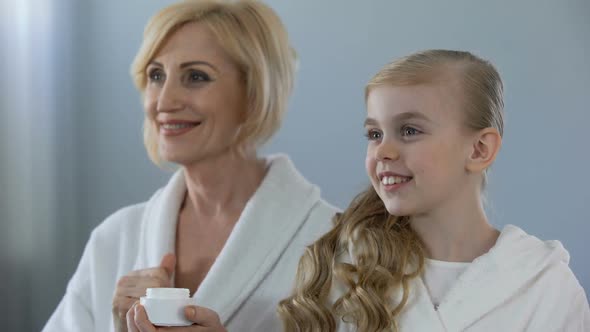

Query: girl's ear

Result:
[466,127,502,173]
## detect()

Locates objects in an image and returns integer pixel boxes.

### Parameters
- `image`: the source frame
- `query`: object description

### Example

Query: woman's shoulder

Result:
[311,198,341,219]
[261,153,341,229]
[90,186,167,245]
[302,198,341,236]
[93,202,149,237]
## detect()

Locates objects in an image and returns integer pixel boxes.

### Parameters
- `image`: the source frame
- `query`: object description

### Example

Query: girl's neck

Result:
[410,189,500,263]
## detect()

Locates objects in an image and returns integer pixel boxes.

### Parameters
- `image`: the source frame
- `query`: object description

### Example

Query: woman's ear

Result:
[466,127,502,173]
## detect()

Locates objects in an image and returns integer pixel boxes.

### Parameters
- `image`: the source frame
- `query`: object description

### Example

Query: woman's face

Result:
[144,22,247,166]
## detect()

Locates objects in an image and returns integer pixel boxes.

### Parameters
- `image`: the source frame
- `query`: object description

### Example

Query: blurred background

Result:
[1,0,588,330]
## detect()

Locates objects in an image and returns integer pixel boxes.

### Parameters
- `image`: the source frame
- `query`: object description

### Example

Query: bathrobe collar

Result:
[134,154,322,323]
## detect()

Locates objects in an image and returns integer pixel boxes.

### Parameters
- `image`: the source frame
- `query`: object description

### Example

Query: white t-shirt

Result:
[422,258,470,309]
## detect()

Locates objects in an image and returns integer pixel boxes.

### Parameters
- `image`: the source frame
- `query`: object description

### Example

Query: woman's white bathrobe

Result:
[43,155,338,332]
[333,225,590,331]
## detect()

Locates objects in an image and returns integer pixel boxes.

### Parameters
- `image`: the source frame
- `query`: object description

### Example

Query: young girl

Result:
[279,50,589,331]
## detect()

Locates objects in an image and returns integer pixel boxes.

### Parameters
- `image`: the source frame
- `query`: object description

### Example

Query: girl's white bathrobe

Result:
[42,154,338,332]
[334,225,590,331]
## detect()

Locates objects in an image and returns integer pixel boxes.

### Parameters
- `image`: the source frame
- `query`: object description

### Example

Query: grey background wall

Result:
[1,0,588,330]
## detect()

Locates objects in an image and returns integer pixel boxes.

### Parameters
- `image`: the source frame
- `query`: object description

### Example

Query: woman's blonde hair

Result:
[130,0,297,165]
[278,49,504,331]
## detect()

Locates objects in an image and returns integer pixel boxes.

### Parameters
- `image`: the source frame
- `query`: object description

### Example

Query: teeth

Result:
[162,123,196,130]
[381,176,411,185]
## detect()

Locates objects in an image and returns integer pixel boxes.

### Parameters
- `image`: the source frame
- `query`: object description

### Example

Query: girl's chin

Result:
[382,202,414,217]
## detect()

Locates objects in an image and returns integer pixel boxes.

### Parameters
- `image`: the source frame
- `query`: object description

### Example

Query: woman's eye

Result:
[401,126,420,137]
[148,69,164,82]
[187,70,210,83]
[365,129,382,141]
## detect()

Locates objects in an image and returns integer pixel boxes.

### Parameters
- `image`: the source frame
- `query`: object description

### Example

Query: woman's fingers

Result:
[113,296,137,314]
[113,270,170,330]
[126,268,171,284]
[115,276,170,297]
[184,306,222,328]
[159,253,176,279]
[133,304,157,332]
[126,301,140,332]
[113,253,175,331]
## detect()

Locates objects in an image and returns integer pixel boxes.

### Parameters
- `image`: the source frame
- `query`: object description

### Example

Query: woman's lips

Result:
[159,122,201,136]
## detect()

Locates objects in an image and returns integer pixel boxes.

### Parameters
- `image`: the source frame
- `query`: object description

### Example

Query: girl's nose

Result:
[375,139,400,161]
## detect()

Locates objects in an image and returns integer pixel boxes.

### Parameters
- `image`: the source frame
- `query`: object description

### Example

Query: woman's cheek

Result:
[142,90,157,117]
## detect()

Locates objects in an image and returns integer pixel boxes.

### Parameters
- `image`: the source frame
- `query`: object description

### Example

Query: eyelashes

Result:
[364,125,422,141]
[148,68,164,82]
[401,126,421,137]
[185,69,210,83]
[146,68,212,85]
[365,129,382,141]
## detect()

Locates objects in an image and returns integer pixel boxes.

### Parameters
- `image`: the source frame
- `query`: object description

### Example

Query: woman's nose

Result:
[156,79,184,113]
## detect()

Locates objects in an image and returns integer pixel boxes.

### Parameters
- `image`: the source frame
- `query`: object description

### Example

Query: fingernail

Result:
[187,306,196,317]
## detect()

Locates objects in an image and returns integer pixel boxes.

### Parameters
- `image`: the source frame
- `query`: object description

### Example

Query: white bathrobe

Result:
[333,225,590,331]
[42,154,339,332]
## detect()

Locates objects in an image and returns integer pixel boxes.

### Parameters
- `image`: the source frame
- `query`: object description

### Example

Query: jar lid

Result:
[146,288,190,299]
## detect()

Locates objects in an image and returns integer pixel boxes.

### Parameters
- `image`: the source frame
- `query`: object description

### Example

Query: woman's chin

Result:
[158,150,194,166]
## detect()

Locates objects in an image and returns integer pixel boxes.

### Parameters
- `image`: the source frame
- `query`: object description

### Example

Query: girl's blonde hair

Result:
[130,0,297,165]
[278,49,504,331]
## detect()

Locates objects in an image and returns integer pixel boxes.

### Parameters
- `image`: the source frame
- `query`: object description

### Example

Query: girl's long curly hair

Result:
[278,49,504,332]
[278,186,424,331]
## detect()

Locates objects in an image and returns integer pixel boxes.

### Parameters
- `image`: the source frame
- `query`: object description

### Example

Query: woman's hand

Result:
[112,254,176,332]
[126,302,227,332]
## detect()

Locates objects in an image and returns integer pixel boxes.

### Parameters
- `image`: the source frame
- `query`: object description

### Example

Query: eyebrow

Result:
[364,111,431,126]
[148,60,219,73]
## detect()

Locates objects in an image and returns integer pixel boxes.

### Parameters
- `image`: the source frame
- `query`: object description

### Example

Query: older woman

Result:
[42,1,338,331]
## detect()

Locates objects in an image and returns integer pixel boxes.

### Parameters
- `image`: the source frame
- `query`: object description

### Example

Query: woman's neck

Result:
[181,149,267,221]
[410,190,500,263]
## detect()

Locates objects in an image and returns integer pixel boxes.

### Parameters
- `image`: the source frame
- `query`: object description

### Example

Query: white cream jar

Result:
[140,288,194,326]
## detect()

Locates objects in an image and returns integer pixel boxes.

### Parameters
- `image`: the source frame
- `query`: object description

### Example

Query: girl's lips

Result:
[381,178,412,192]
[378,172,413,192]
[378,171,411,180]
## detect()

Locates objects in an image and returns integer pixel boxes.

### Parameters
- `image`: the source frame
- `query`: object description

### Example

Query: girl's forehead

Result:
[366,83,466,123]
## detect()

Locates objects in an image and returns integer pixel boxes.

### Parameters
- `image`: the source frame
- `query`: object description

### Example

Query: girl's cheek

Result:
[365,154,375,177]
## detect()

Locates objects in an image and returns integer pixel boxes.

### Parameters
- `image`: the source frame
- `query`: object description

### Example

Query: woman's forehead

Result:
[151,22,232,68]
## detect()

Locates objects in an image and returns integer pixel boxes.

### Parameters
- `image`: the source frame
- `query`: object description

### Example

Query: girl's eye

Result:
[401,126,421,137]
[148,68,164,82]
[365,129,383,141]
[186,70,210,83]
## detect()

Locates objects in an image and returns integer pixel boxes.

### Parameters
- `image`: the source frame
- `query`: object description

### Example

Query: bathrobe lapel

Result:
[193,155,320,323]
[133,170,185,271]
[134,155,322,324]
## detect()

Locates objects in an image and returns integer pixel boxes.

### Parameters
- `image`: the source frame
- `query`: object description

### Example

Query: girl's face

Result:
[365,81,478,217]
